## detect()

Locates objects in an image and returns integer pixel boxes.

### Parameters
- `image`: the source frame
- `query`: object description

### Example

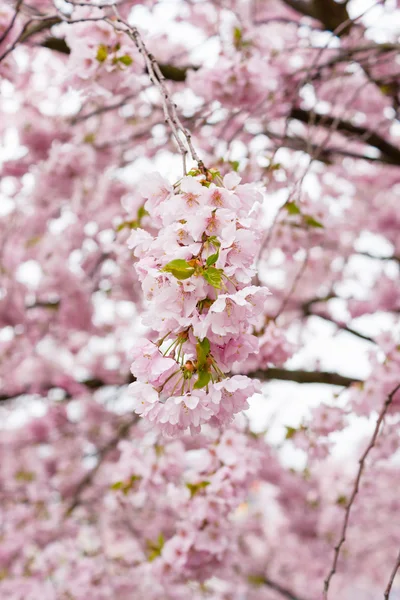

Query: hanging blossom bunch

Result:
[127,169,270,436]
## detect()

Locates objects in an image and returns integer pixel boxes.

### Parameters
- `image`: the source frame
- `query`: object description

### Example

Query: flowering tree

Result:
[1,0,400,598]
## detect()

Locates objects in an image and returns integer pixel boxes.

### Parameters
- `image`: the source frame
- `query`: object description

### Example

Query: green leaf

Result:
[268,162,281,171]
[15,470,35,482]
[229,160,240,172]
[208,169,221,179]
[111,475,141,494]
[196,337,210,368]
[137,205,149,221]
[207,235,221,249]
[116,219,137,232]
[111,481,124,490]
[285,426,297,440]
[185,480,210,498]
[206,252,219,267]
[83,132,96,144]
[147,533,165,561]
[248,575,266,586]
[117,205,149,232]
[163,259,195,280]
[336,495,348,507]
[194,370,211,389]
[203,267,223,289]
[118,54,133,66]
[304,215,324,228]
[233,26,242,49]
[96,44,108,62]
[285,201,300,215]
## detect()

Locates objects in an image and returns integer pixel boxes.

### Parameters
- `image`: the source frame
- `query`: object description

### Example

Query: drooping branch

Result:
[323,382,400,598]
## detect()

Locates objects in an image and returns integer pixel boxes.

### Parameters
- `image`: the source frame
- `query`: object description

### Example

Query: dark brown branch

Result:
[248,367,360,387]
[323,382,400,598]
[301,297,376,344]
[307,312,375,343]
[280,0,313,19]
[265,128,400,166]
[41,36,70,54]
[356,251,400,264]
[250,576,310,600]
[0,0,23,45]
[263,579,305,600]
[282,0,352,35]
[384,549,400,600]
[290,108,400,166]
[0,366,361,404]
[41,35,192,81]
[0,15,60,63]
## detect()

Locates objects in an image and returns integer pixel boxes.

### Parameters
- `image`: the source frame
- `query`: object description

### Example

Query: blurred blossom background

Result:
[0,0,400,598]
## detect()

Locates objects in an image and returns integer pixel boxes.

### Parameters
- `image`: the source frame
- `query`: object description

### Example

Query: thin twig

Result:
[384,549,400,599]
[323,382,400,598]
[275,251,309,319]
[107,8,204,174]
[263,577,310,600]
[0,0,23,45]
[64,415,137,517]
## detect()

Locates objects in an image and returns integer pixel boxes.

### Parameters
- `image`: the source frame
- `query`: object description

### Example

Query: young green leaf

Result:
[96,44,108,62]
[147,533,165,562]
[285,426,297,440]
[163,259,195,280]
[207,236,221,249]
[285,201,301,215]
[196,337,210,368]
[304,215,324,228]
[194,370,211,389]
[206,252,219,267]
[185,480,210,498]
[203,267,223,289]
[118,55,133,66]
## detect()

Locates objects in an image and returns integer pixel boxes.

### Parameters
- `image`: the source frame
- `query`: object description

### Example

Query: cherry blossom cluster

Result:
[111,425,263,587]
[127,170,270,435]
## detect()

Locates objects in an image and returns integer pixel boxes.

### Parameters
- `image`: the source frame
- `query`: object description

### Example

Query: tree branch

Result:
[257,576,311,600]
[289,108,400,166]
[307,312,375,343]
[64,415,137,517]
[323,382,400,598]
[265,128,400,166]
[41,36,192,81]
[281,0,352,35]
[0,366,361,404]
[384,549,400,600]
[248,367,360,387]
